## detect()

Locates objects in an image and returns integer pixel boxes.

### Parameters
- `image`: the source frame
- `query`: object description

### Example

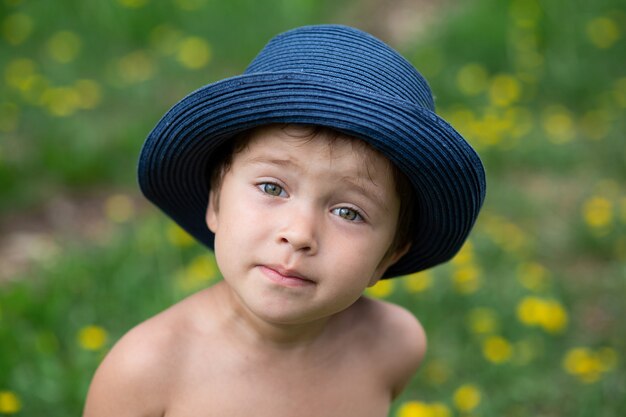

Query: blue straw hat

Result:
[138,24,486,278]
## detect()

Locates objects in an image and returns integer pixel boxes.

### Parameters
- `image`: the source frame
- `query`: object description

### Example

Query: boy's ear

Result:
[205,190,218,233]
[367,243,411,287]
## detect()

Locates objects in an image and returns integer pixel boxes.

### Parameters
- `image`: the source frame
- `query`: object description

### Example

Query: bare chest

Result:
[163,351,392,417]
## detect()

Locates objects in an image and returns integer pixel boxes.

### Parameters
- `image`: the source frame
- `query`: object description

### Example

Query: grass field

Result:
[1,0,625,415]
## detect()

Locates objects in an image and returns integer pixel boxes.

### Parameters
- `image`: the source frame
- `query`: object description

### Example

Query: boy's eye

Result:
[260,183,285,197]
[332,207,363,222]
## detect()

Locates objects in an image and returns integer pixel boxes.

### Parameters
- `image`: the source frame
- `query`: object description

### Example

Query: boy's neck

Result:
[211,281,333,350]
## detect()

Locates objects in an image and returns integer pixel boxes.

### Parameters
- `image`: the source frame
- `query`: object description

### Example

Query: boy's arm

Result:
[83,324,171,417]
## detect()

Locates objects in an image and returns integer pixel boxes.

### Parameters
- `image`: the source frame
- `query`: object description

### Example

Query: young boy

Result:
[84,25,485,416]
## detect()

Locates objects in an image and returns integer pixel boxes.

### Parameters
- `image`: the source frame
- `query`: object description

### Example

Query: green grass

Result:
[1,0,625,415]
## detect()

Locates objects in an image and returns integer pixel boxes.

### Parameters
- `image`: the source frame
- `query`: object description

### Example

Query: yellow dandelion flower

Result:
[586,17,621,49]
[467,307,499,335]
[541,300,568,333]
[176,255,219,292]
[74,79,103,109]
[397,401,430,417]
[456,63,488,96]
[177,36,212,69]
[398,402,450,417]
[542,105,575,144]
[0,391,21,414]
[366,279,395,298]
[40,86,81,117]
[489,74,521,107]
[482,335,513,364]
[516,262,550,292]
[2,13,33,45]
[0,102,19,133]
[422,359,450,386]
[167,223,195,247]
[516,296,568,333]
[582,196,613,230]
[517,296,542,326]
[104,194,135,223]
[404,271,433,293]
[452,264,481,294]
[117,0,149,8]
[453,384,481,412]
[46,31,82,63]
[116,50,155,84]
[563,347,603,383]
[78,325,108,351]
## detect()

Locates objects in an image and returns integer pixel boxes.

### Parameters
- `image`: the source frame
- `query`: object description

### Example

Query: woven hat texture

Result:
[138,24,486,278]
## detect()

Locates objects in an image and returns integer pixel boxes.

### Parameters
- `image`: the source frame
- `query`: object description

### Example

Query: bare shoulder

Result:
[83,295,200,417]
[352,296,427,397]
[359,296,426,359]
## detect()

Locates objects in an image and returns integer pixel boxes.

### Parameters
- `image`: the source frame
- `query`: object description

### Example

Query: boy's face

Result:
[206,125,405,325]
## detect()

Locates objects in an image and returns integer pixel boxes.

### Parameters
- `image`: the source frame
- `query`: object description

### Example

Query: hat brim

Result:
[139,72,486,278]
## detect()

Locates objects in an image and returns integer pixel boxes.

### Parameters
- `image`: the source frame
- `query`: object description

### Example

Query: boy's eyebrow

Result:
[246,156,300,170]
[245,155,390,211]
[340,176,389,211]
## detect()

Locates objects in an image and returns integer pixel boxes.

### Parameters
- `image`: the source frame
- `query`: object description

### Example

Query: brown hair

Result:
[208,124,416,261]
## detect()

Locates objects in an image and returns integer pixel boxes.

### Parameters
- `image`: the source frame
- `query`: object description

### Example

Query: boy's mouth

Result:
[258,265,316,287]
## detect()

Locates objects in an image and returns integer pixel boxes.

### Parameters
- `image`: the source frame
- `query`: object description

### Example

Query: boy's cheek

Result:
[365,241,410,286]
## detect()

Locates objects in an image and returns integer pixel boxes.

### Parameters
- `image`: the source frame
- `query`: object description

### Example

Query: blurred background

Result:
[0,0,624,415]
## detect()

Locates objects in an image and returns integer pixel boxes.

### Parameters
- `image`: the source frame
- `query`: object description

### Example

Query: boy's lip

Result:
[259,264,316,286]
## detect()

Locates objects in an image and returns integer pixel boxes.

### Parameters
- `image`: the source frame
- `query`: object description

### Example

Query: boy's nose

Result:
[276,206,319,254]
